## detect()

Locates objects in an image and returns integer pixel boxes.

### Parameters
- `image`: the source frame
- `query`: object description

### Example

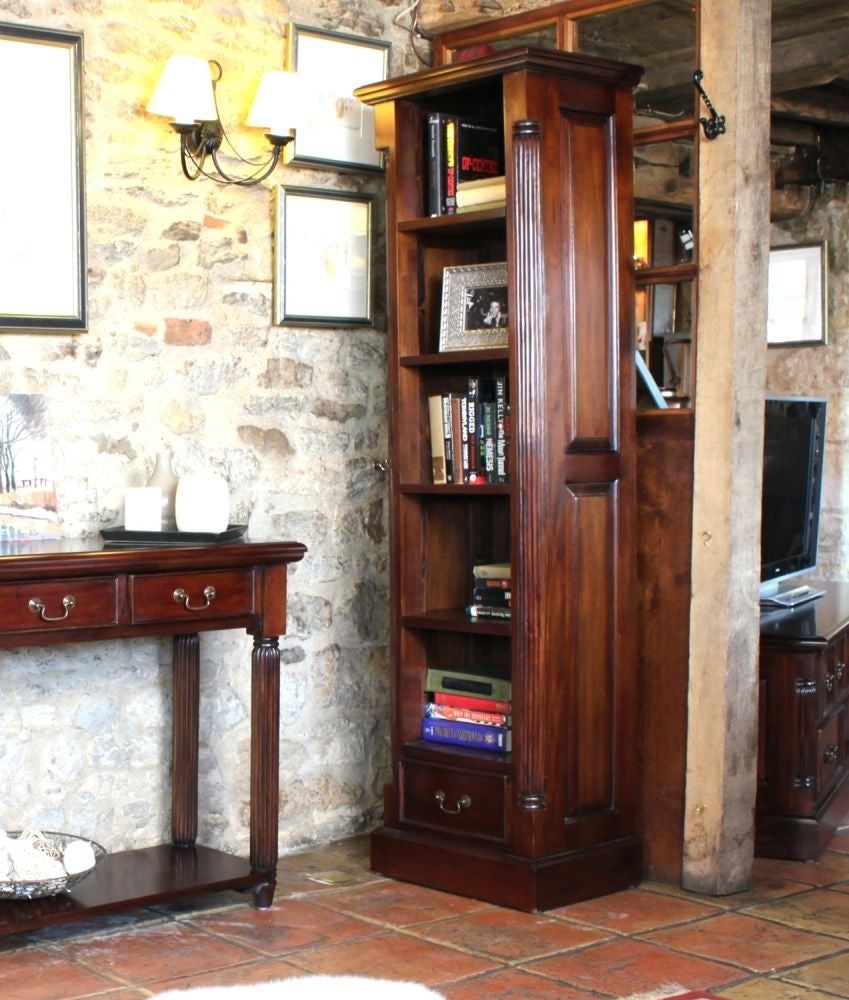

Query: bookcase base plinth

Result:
[370,826,642,912]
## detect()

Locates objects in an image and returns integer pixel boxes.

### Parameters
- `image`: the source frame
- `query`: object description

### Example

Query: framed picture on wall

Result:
[274,186,373,327]
[767,242,827,346]
[284,24,390,171]
[0,24,86,331]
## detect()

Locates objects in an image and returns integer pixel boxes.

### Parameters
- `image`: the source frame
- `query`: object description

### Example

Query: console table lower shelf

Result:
[0,844,269,936]
[0,537,306,937]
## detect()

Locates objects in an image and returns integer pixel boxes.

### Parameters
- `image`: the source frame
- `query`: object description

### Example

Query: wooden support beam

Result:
[683,0,771,895]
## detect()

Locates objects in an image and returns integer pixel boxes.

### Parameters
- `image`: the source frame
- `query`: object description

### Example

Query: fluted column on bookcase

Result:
[511,119,548,814]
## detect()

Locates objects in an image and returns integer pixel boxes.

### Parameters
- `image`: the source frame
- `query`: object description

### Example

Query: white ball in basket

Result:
[63,838,97,875]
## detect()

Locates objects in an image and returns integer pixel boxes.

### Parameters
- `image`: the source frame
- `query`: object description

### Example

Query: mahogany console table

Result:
[0,536,306,935]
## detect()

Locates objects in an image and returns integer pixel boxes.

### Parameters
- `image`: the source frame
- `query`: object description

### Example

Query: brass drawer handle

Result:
[28,595,76,623]
[825,673,835,692]
[824,744,840,764]
[173,585,216,611]
[837,662,846,681]
[434,790,471,815]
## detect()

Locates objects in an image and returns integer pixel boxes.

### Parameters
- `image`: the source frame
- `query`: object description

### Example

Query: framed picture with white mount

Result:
[274,186,374,327]
[0,24,86,331]
[284,24,390,172]
[767,242,827,346]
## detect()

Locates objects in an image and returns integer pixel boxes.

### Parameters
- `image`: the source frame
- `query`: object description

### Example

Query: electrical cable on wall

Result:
[394,0,433,66]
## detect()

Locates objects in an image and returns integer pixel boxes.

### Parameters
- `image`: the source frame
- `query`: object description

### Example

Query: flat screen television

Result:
[760,395,827,600]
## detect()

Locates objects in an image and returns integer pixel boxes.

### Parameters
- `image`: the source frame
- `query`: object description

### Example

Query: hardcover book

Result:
[425,666,511,700]
[422,716,511,752]
[425,701,511,727]
[427,394,447,484]
[467,604,512,620]
[433,691,511,714]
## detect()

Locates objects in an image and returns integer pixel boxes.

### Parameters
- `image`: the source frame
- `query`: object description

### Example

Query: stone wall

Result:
[0,0,421,855]
[768,184,849,582]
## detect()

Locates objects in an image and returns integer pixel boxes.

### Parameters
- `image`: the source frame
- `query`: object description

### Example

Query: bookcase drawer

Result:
[400,760,507,843]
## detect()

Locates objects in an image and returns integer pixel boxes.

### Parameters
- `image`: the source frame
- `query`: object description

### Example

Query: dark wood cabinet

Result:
[356,48,643,911]
[757,583,849,860]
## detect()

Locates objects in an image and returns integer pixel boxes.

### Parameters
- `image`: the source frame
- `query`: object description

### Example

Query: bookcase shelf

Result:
[357,46,642,912]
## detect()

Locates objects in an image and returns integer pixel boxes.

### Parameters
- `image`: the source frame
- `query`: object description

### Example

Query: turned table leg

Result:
[172,633,200,847]
[250,634,280,907]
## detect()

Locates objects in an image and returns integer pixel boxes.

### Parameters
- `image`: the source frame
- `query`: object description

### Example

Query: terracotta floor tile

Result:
[146,958,309,994]
[720,977,840,999]
[275,845,384,897]
[440,966,602,998]
[641,876,815,910]
[415,906,609,961]
[53,921,259,986]
[187,898,383,956]
[746,887,849,939]
[284,928,499,985]
[778,951,849,996]
[752,852,849,888]
[645,912,840,974]
[0,947,117,1000]
[522,938,741,996]
[553,887,722,933]
[312,878,492,927]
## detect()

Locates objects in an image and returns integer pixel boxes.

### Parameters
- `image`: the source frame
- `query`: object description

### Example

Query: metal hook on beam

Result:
[694,69,726,140]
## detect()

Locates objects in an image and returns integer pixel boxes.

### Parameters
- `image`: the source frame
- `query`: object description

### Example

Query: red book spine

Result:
[434,691,511,714]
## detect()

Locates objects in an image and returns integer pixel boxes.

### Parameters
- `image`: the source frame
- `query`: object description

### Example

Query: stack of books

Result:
[427,376,509,485]
[422,665,511,752]
[456,175,506,214]
[467,562,511,620]
[426,113,504,217]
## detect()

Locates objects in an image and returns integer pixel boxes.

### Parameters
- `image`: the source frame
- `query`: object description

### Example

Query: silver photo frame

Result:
[439,263,509,352]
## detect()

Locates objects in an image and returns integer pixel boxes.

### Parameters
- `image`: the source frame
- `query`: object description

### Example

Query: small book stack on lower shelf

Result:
[467,562,511,620]
[422,665,512,752]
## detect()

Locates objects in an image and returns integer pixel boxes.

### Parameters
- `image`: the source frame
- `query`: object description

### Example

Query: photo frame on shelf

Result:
[439,263,509,352]
[767,242,827,346]
[285,24,390,171]
[0,24,86,331]
[274,186,373,327]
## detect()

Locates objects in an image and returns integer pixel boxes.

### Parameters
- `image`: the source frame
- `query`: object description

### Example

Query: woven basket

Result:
[0,831,105,900]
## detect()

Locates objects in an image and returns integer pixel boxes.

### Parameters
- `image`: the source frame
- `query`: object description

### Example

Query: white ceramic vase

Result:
[145,449,179,529]
[175,471,230,534]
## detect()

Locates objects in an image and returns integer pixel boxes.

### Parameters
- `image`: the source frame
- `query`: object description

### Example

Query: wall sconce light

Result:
[147,54,300,185]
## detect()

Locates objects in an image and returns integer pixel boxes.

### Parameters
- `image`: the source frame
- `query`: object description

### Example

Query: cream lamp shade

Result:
[247,71,302,138]
[148,54,217,125]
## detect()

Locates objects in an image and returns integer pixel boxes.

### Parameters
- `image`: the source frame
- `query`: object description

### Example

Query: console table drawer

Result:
[0,577,119,632]
[129,569,254,624]
[400,760,507,843]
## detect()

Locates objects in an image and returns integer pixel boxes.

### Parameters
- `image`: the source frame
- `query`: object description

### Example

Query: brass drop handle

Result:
[824,744,839,764]
[837,662,845,681]
[28,595,76,623]
[173,585,216,611]
[825,673,835,692]
[434,790,471,815]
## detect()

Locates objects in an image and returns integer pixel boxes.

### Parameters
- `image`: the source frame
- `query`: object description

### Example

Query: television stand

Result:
[760,583,826,609]
[757,581,849,859]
